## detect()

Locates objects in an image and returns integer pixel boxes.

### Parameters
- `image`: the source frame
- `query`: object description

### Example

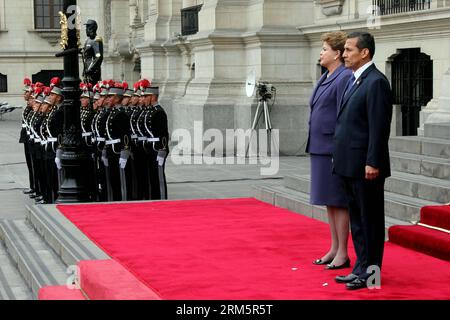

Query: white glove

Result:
[157,150,167,167]
[55,157,62,170]
[119,158,127,169]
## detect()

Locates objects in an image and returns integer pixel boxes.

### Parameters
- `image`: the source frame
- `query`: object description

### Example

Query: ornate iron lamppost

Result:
[55,0,89,203]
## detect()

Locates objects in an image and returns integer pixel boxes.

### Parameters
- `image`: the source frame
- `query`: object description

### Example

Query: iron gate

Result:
[392,48,433,136]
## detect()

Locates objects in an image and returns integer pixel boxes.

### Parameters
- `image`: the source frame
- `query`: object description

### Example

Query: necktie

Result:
[343,74,356,98]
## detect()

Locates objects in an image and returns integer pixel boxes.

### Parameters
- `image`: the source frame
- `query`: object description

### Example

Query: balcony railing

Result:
[372,0,431,16]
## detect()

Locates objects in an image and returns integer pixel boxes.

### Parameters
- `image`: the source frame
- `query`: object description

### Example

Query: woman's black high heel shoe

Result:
[312,257,334,265]
[325,258,350,270]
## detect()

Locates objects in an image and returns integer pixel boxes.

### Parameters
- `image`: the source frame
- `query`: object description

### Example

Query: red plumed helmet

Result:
[34,86,44,96]
[140,79,151,90]
[43,86,52,96]
[133,81,140,91]
[93,83,99,93]
[88,83,93,89]
[80,83,87,90]
[50,77,61,88]
[24,78,32,86]
[122,81,129,91]
[35,82,44,88]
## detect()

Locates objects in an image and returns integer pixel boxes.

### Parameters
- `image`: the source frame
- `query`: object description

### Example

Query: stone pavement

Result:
[0,118,310,300]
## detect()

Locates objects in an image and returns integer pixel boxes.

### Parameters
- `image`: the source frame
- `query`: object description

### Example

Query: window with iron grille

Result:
[181,5,202,36]
[34,0,64,29]
[0,74,7,93]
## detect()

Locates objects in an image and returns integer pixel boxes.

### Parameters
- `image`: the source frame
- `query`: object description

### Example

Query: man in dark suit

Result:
[332,32,393,290]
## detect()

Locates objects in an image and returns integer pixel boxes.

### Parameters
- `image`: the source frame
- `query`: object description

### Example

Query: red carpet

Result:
[57,198,450,300]
[388,205,450,262]
[420,205,450,230]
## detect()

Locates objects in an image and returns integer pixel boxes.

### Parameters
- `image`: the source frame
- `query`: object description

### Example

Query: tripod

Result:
[245,95,276,158]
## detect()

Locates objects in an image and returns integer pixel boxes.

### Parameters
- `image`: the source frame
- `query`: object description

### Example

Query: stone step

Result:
[0,241,33,300]
[283,174,439,222]
[25,205,109,268]
[0,219,68,299]
[389,136,450,159]
[424,122,450,140]
[390,151,450,180]
[253,184,412,240]
[386,171,450,204]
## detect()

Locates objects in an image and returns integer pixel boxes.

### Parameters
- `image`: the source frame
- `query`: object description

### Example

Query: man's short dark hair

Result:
[347,32,375,59]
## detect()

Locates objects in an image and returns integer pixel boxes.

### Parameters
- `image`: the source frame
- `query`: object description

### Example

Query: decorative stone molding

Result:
[318,0,345,16]
[29,29,61,47]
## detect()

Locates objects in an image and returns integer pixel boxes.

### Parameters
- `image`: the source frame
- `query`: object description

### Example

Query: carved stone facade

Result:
[1,0,450,149]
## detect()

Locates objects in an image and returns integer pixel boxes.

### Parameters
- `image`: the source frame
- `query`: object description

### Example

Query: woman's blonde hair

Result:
[321,31,347,62]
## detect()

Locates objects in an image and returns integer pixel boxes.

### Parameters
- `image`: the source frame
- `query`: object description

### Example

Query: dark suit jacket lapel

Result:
[338,64,376,117]
[312,65,347,107]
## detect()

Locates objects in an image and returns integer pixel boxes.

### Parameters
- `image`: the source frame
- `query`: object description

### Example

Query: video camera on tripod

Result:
[255,82,276,101]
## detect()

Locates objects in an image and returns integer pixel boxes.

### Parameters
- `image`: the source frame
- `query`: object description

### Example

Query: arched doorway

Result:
[391,48,433,136]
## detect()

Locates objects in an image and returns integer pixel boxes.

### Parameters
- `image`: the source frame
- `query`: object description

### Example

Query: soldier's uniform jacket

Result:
[39,111,50,151]
[81,105,96,147]
[20,104,33,143]
[31,111,45,146]
[129,105,143,145]
[106,105,131,153]
[94,107,111,149]
[46,104,64,152]
[144,104,170,153]
[137,106,149,145]
[26,109,36,142]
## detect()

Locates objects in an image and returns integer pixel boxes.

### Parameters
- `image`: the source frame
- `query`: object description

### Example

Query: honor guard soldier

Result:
[25,83,42,199]
[91,81,108,201]
[30,89,46,204]
[136,79,153,200]
[143,86,169,200]
[128,81,147,200]
[20,78,35,196]
[80,83,97,201]
[39,88,58,204]
[95,80,114,201]
[105,82,132,201]
[46,78,65,193]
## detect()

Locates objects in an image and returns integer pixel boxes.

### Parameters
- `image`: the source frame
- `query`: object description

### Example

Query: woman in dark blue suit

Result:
[306,32,352,269]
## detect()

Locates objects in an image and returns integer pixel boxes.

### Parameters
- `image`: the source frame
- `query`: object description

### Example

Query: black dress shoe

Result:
[335,273,359,284]
[312,257,334,265]
[346,278,367,290]
[23,189,35,195]
[35,200,47,205]
[326,258,350,270]
[29,193,37,199]
[35,196,44,203]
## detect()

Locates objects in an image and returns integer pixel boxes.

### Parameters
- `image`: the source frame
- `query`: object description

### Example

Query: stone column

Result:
[419,68,450,135]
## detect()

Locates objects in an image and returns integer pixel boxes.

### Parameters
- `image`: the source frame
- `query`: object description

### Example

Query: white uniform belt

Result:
[138,137,147,141]
[82,132,92,137]
[48,138,58,142]
[34,138,41,143]
[106,139,121,145]
[96,137,106,142]
[27,130,30,135]
[22,124,27,128]
[131,134,138,139]
[147,138,160,142]
[30,134,35,139]
[40,140,47,145]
